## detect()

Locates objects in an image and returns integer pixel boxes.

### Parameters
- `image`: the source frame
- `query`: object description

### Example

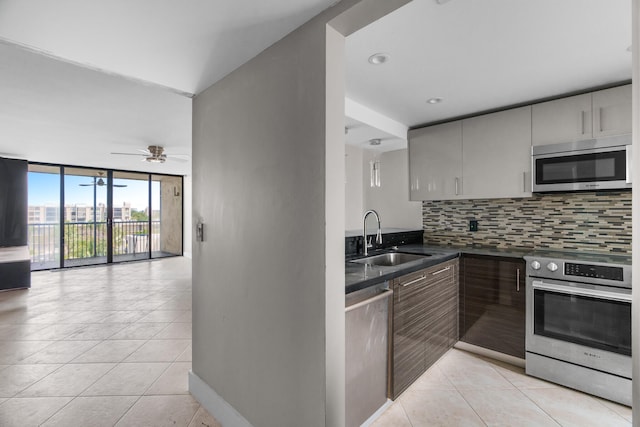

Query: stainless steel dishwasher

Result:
[346,282,392,427]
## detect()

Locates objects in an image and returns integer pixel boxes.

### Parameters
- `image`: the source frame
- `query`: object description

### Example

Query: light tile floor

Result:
[0,257,221,427]
[372,348,633,427]
[2,258,633,426]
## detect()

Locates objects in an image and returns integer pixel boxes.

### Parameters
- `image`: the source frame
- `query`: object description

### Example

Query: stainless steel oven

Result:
[524,253,632,405]
[532,135,632,192]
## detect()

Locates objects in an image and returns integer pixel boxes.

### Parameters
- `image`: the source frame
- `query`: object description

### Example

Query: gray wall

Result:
[191,1,412,425]
[191,2,362,426]
[345,144,364,230]
[362,148,422,230]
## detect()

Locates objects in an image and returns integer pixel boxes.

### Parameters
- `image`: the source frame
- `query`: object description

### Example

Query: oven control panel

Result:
[565,263,624,282]
[525,254,631,288]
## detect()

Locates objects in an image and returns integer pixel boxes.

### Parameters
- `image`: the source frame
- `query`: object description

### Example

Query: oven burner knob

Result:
[531,261,541,270]
[547,262,559,272]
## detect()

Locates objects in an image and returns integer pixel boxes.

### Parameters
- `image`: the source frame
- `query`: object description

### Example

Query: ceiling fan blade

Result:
[167,157,189,163]
[137,149,152,155]
[79,183,95,186]
[113,184,128,187]
[111,152,147,157]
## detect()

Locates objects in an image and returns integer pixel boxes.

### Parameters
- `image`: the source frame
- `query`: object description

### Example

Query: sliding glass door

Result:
[27,165,61,270]
[27,164,183,270]
[63,167,108,267]
[112,171,150,262]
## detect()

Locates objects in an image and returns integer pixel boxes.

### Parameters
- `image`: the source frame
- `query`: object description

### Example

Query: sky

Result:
[29,172,160,210]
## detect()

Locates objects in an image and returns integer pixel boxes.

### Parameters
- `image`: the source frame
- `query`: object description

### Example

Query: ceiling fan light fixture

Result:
[369,138,382,146]
[145,156,166,163]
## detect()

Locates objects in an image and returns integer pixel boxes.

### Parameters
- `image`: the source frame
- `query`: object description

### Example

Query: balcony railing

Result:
[28,221,161,264]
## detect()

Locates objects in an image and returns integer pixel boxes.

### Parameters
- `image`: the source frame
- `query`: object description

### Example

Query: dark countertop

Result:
[345,245,459,294]
[345,242,631,293]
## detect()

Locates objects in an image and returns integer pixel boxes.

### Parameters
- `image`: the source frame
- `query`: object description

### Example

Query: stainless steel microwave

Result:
[532,135,632,192]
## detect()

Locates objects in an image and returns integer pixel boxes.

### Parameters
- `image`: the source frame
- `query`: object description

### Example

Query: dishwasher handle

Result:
[345,289,393,313]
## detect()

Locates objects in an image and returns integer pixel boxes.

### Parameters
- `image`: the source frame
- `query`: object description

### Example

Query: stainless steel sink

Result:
[350,252,431,267]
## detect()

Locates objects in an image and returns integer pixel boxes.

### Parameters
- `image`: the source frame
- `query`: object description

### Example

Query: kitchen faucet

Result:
[362,209,382,256]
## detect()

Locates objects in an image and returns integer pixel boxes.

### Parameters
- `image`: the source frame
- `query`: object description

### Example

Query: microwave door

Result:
[533,147,630,192]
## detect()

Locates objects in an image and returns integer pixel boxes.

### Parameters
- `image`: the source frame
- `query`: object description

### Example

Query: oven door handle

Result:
[532,280,632,303]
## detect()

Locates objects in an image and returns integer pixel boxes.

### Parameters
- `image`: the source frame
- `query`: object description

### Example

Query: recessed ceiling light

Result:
[368,53,390,65]
[426,97,444,104]
[369,138,382,146]
[435,0,452,4]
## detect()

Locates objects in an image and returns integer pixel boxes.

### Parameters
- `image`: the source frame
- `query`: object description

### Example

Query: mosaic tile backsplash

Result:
[422,191,632,254]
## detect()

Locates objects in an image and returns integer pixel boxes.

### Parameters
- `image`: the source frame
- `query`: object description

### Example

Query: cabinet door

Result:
[393,260,458,398]
[460,255,525,359]
[408,121,462,201]
[592,85,632,138]
[462,106,532,199]
[393,270,429,397]
[532,93,592,145]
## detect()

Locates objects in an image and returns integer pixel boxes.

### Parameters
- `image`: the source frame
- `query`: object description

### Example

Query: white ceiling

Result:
[0,42,192,175]
[346,0,632,131]
[0,0,337,175]
[0,0,633,171]
[0,0,337,96]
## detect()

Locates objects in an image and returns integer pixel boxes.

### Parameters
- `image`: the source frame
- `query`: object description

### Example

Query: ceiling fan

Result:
[110,145,189,163]
[79,172,127,187]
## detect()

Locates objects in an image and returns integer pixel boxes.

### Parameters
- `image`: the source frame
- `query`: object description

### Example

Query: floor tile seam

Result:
[397,400,416,427]
[71,338,149,364]
[584,396,634,421]
[516,388,570,427]
[4,363,66,398]
[38,393,143,427]
[33,394,80,426]
[16,361,120,399]
[487,359,528,390]
[453,388,490,427]
[11,340,58,364]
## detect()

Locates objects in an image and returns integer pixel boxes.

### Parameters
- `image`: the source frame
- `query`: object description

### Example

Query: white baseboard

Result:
[361,399,392,427]
[188,370,254,427]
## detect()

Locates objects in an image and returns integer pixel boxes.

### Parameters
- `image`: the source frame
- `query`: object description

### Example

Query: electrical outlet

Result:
[469,219,478,232]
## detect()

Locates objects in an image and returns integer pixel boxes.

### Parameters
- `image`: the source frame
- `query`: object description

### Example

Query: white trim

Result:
[454,341,526,368]
[360,399,393,427]
[188,370,254,427]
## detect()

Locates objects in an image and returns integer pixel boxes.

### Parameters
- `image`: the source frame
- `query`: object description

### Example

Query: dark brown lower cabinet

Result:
[459,254,525,358]
[392,259,458,399]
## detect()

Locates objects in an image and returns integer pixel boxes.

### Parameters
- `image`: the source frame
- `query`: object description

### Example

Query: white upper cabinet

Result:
[532,93,592,145]
[408,84,629,201]
[408,121,462,201]
[592,85,632,138]
[532,84,631,145]
[462,106,532,199]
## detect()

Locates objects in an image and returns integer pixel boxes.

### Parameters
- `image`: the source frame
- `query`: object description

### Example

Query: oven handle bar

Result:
[532,280,632,303]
